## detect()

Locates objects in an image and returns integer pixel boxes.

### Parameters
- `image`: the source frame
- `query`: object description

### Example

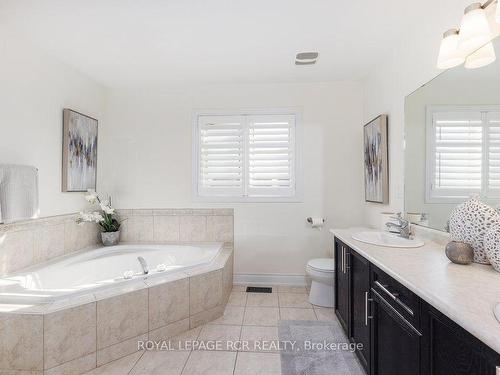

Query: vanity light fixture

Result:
[459,3,492,53]
[465,41,497,68]
[437,29,465,69]
[436,0,497,70]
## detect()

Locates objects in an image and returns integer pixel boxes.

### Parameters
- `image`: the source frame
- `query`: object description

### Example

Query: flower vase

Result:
[101,231,120,246]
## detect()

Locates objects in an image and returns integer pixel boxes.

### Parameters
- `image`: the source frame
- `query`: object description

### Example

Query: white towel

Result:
[0,164,39,223]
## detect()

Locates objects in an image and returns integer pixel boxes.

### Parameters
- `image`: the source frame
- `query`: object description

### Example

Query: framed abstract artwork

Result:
[363,115,389,204]
[62,109,98,192]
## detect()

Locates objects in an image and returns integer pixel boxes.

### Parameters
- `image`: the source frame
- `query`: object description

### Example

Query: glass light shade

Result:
[437,29,465,69]
[465,41,496,69]
[459,3,492,53]
[496,1,500,24]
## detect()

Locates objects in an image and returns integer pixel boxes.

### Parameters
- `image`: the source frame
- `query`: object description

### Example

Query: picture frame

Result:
[62,109,98,192]
[363,115,389,204]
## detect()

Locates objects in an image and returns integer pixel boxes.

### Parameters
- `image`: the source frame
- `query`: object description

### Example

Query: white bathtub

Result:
[0,243,222,305]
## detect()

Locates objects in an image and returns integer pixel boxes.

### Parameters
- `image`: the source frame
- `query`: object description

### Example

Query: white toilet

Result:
[306,258,335,307]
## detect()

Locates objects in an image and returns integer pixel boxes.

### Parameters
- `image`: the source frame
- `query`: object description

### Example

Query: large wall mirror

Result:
[405,36,500,232]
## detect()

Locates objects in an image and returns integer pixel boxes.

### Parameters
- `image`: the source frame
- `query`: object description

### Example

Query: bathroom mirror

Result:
[405,36,500,232]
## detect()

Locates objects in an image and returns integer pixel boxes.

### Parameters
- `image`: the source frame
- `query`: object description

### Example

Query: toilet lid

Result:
[308,258,335,272]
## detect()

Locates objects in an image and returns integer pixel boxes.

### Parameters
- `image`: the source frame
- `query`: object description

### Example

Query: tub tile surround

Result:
[96,289,149,349]
[0,248,233,374]
[44,303,97,370]
[0,214,100,276]
[149,278,190,330]
[0,313,43,371]
[118,208,234,245]
[0,208,234,374]
[0,208,234,276]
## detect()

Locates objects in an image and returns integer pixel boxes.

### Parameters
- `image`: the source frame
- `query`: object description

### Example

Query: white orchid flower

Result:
[104,206,115,215]
[85,192,98,204]
[77,212,94,224]
[92,212,104,223]
[100,202,115,215]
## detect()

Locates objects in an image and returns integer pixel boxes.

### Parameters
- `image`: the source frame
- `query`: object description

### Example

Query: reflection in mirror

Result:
[405,36,500,232]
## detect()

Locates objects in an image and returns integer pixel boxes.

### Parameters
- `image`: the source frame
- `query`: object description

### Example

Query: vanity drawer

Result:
[371,265,421,328]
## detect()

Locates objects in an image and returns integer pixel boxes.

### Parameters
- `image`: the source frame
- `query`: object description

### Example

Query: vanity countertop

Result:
[330,227,500,355]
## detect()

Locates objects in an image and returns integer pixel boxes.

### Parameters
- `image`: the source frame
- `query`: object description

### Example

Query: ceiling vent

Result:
[295,52,319,65]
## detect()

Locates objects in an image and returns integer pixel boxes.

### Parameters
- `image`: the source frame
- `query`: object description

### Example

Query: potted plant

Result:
[77,190,122,246]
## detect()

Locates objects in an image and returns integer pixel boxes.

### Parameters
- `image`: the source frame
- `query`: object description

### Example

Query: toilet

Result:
[306,258,335,307]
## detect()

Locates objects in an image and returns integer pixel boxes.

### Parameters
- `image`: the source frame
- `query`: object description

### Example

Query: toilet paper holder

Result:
[306,217,325,224]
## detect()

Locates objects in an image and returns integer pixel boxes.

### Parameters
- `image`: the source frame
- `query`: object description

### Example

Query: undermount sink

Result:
[352,231,425,248]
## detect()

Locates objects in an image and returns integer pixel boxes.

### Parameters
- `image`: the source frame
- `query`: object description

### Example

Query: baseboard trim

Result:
[233,273,309,287]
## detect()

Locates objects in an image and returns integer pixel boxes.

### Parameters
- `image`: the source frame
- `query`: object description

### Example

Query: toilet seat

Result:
[307,258,334,273]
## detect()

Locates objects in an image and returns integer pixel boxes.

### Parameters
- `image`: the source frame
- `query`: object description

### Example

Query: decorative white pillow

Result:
[448,198,500,264]
[484,224,500,272]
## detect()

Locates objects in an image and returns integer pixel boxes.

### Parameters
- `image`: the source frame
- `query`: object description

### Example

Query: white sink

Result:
[352,231,425,248]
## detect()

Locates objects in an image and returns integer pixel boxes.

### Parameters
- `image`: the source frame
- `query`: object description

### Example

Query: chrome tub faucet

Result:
[137,257,149,275]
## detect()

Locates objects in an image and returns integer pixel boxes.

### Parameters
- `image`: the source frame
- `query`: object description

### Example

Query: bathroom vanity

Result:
[332,228,500,375]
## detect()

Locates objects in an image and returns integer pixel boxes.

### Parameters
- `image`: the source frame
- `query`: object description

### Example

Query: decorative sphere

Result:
[445,241,474,265]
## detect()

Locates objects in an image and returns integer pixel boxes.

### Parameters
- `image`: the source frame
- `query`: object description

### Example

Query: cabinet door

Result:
[421,303,500,375]
[350,250,370,372]
[334,240,350,334]
[371,291,422,375]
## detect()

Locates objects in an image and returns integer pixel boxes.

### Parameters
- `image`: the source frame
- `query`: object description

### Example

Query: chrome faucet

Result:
[137,257,149,275]
[386,213,411,239]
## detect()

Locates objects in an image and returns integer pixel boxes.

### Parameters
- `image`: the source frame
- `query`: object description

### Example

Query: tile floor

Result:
[83,285,338,375]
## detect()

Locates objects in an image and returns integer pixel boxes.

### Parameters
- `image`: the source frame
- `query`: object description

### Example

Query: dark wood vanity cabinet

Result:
[421,302,500,375]
[370,266,423,375]
[334,239,371,372]
[349,249,371,371]
[333,237,500,375]
[334,239,350,333]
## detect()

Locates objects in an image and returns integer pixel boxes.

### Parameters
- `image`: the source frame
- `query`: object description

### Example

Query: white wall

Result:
[0,31,106,218]
[362,0,500,228]
[100,82,364,276]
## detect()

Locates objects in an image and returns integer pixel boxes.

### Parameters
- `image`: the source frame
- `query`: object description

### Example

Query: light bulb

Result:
[465,41,496,69]
[437,29,465,69]
[497,0,500,24]
[459,3,492,53]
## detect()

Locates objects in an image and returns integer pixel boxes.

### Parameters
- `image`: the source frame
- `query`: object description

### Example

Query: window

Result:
[193,111,301,201]
[426,106,500,202]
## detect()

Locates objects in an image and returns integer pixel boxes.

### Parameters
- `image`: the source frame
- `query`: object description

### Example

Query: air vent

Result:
[295,52,319,65]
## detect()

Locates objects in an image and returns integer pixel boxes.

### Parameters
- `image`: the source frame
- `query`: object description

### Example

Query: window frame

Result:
[425,105,500,204]
[192,108,303,203]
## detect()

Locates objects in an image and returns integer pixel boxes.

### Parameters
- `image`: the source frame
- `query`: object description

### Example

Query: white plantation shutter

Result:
[427,107,500,202]
[429,111,483,199]
[247,115,295,197]
[198,115,244,196]
[487,111,500,197]
[195,113,298,200]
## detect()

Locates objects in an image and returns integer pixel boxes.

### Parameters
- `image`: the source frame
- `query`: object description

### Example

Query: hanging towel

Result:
[0,164,39,223]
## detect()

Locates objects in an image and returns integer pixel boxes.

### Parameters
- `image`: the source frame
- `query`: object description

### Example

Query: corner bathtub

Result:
[0,243,223,305]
